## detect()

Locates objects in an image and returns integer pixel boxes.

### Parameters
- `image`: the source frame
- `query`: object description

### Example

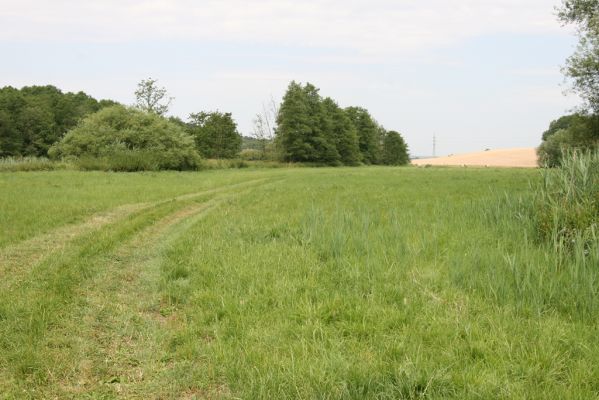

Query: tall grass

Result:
[2,167,599,398]
[473,150,599,320]
[532,150,598,250]
[0,157,71,172]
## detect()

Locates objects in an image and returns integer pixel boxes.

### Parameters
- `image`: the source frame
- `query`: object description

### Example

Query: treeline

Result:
[49,105,244,171]
[276,81,409,165]
[0,81,243,168]
[0,85,116,157]
[1,79,410,170]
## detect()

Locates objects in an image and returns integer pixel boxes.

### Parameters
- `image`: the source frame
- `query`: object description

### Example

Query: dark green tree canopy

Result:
[542,114,586,140]
[382,130,410,166]
[0,85,116,157]
[345,106,381,164]
[321,97,361,165]
[275,81,339,164]
[188,111,242,159]
[538,113,599,166]
[274,81,406,166]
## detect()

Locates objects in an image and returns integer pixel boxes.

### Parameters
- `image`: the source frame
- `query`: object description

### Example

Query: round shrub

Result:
[49,105,201,171]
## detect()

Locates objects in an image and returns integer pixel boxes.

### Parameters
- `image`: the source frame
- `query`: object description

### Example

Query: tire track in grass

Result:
[59,196,232,398]
[0,178,268,289]
[0,197,201,392]
[0,203,147,277]
[31,184,266,398]
[0,179,272,398]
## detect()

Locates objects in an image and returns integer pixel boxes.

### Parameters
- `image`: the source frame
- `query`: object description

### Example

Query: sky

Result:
[0,0,581,156]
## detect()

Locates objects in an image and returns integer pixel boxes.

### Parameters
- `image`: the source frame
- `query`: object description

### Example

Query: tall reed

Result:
[532,149,598,253]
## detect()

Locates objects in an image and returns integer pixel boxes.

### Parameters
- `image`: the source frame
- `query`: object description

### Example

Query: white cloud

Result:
[0,0,567,54]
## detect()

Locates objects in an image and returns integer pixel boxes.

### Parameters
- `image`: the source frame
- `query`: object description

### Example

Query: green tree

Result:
[275,81,339,164]
[321,97,361,165]
[382,130,410,165]
[49,105,200,170]
[538,113,599,166]
[345,106,381,164]
[188,111,242,158]
[558,0,599,112]
[542,114,584,140]
[17,105,56,156]
[134,78,172,116]
[304,84,340,164]
[0,85,115,157]
[0,87,25,157]
[0,110,21,157]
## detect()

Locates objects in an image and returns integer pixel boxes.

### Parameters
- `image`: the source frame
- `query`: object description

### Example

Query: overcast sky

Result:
[0,0,580,156]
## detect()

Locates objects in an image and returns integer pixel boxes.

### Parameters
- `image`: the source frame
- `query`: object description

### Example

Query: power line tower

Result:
[433,134,437,157]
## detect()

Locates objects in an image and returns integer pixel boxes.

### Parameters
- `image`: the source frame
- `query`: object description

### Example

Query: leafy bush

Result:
[49,105,201,171]
[532,150,598,248]
[538,114,599,167]
[537,130,572,167]
[188,111,242,159]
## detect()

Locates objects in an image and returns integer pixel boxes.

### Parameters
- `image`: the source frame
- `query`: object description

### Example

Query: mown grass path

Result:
[0,178,267,288]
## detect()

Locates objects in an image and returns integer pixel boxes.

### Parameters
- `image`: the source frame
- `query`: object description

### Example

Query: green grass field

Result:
[1,167,598,399]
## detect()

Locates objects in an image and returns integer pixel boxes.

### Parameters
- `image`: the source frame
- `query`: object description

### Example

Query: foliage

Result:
[557,1,599,112]
[381,130,410,165]
[532,150,598,247]
[537,113,599,166]
[187,111,242,159]
[242,136,264,151]
[275,81,340,164]
[321,97,361,165]
[542,114,580,141]
[0,85,116,157]
[538,129,574,167]
[134,78,173,116]
[275,81,399,166]
[345,106,381,164]
[49,105,201,171]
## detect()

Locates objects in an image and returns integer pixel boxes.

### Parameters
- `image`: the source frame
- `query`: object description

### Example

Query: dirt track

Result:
[411,148,538,168]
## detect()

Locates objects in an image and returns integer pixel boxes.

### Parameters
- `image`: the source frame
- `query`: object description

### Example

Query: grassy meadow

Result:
[1,167,598,399]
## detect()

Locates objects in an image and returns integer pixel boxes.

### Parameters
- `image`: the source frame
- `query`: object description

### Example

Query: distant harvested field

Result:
[412,147,538,168]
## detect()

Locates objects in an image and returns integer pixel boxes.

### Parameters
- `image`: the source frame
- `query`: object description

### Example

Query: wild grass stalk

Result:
[533,150,598,248]
[0,157,71,172]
